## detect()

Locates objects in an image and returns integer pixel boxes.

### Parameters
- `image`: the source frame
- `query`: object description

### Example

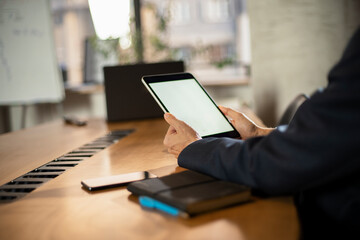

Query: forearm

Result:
[178,137,257,188]
[178,122,360,196]
[177,136,297,195]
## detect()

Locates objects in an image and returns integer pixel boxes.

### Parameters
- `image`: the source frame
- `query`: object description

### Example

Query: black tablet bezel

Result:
[142,72,240,138]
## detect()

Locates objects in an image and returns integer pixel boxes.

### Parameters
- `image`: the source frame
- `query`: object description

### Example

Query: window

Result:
[202,0,231,22]
[142,0,251,85]
[51,0,96,85]
[51,0,251,86]
[170,1,191,25]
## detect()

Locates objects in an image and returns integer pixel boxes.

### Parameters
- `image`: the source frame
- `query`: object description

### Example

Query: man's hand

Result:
[163,113,202,158]
[219,106,274,139]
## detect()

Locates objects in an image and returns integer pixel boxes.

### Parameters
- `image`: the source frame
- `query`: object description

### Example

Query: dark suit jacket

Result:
[178,28,360,239]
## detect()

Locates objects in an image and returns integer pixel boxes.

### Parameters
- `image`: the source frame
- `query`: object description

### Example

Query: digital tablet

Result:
[142,73,240,138]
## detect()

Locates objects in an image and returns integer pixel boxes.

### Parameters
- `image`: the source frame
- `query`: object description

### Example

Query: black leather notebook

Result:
[127,170,251,216]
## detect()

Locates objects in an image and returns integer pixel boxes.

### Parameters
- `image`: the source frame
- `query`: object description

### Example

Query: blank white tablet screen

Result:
[149,79,234,137]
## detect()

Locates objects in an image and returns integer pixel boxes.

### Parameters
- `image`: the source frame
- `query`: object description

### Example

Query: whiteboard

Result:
[0,0,64,105]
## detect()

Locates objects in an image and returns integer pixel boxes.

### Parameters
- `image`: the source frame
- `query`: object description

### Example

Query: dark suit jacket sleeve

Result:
[178,28,360,196]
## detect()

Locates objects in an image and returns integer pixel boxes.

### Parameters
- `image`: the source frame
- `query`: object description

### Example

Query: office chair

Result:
[277,93,309,126]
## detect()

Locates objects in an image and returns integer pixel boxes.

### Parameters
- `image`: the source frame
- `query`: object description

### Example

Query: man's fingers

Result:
[164,125,175,144]
[166,125,176,135]
[218,106,228,115]
[163,113,200,142]
[168,147,180,158]
[164,113,177,125]
[164,113,185,129]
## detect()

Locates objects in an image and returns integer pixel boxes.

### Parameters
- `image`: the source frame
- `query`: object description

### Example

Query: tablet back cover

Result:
[104,61,184,121]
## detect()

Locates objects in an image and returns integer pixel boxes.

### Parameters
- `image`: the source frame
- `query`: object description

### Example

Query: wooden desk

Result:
[0,118,299,240]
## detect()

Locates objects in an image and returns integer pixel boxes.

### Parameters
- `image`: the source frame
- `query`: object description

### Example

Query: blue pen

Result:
[139,196,189,218]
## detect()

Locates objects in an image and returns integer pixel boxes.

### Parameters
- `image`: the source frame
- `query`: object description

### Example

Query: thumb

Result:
[218,105,229,115]
[219,106,240,119]
[164,113,182,128]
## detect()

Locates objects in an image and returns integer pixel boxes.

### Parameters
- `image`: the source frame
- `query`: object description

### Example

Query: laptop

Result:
[103,61,185,121]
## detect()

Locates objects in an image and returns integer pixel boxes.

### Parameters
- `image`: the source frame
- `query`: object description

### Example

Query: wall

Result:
[247,0,360,126]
